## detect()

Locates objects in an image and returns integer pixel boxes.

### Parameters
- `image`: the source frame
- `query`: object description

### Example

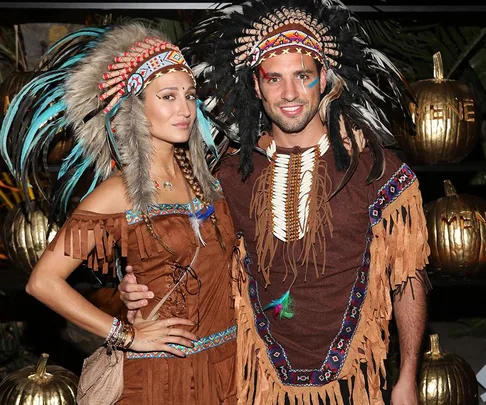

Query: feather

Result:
[20,102,66,168]
[81,171,102,201]
[189,215,206,247]
[196,99,218,158]
[263,290,294,319]
[58,143,84,178]
[104,96,124,168]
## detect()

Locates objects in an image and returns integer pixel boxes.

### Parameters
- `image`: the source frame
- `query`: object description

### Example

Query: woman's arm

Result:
[26,177,197,354]
[26,226,115,338]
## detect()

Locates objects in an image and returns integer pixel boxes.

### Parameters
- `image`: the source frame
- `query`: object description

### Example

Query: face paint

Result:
[300,54,307,95]
[308,77,319,89]
[259,65,270,80]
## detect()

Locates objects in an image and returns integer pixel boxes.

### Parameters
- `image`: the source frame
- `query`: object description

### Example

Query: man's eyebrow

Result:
[262,69,315,77]
[295,68,315,75]
[262,71,282,78]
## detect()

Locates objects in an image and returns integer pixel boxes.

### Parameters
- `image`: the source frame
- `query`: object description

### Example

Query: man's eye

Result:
[298,74,309,80]
[268,77,278,83]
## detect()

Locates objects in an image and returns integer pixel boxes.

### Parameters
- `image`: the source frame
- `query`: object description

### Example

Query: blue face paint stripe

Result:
[308,77,319,88]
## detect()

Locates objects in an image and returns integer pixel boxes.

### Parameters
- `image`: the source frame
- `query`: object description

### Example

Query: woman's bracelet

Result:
[105,317,135,349]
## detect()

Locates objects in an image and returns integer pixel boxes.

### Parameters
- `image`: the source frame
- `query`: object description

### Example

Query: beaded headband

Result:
[234,9,340,69]
[98,37,195,113]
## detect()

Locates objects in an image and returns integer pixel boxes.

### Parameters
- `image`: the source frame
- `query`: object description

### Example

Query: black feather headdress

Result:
[180,0,414,184]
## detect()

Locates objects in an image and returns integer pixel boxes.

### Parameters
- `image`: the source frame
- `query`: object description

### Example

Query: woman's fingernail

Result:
[148,292,154,298]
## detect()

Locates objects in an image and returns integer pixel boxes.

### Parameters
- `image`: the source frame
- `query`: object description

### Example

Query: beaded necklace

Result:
[266,134,329,243]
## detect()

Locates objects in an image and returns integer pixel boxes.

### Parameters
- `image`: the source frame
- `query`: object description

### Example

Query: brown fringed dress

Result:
[48,190,238,405]
[219,147,430,405]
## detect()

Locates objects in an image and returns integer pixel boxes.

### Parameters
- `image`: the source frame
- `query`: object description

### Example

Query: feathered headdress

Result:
[0,23,219,221]
[180,0,413,185]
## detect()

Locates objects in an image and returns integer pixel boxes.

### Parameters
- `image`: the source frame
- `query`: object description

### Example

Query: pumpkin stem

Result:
[433,52,444,81]
[429,334,443,358]
[443,180,457,197]
[33,353,49,378]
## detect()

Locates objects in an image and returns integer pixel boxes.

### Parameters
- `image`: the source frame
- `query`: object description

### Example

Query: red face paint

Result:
[259,66,270,80]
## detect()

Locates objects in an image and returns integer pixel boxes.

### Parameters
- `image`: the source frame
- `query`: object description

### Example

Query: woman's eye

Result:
[187,94,196,101]
[156,94,175,100]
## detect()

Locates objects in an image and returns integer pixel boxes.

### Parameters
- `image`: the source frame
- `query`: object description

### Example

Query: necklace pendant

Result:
[163,181,173,192]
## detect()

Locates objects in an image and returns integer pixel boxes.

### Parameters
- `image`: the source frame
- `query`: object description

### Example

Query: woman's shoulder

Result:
[75,172,130,215]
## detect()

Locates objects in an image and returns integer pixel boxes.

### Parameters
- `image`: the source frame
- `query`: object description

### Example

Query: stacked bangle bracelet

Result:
[105,317,135,349]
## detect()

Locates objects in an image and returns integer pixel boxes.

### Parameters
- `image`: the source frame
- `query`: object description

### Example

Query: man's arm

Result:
[391,276,427,405]
[118,266,153,323]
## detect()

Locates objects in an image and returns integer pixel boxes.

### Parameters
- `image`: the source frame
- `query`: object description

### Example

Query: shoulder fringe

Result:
[48,211,172,274]
[231,179,429,405]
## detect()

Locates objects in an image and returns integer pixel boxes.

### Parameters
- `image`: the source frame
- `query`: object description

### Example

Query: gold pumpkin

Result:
[424,180,486,277]
[0,208,7,261]
[0,353,78,404]
[47,136,73,164]
[2,201,58,273]
[419,334,478,405]
[397,52,478,164]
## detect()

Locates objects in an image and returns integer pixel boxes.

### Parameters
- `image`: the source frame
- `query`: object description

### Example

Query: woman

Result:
[0,23,237,404]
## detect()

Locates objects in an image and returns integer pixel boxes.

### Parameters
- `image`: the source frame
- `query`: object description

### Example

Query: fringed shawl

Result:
[231,164,430,405]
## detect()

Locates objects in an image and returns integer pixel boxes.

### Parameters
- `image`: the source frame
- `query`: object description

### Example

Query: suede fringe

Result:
[249,155,333,287]
[48,210,166,275]
[232,180,429,405]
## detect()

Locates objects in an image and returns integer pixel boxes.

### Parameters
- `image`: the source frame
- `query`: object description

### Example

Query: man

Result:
[119,1,430,404]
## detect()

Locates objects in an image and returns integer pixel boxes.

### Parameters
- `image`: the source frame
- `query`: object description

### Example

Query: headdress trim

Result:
[248,27,324,68]
[99,37,194,113]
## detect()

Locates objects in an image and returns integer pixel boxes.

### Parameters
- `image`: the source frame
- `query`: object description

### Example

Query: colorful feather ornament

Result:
[196,99,218,158]
[263,290,294,319]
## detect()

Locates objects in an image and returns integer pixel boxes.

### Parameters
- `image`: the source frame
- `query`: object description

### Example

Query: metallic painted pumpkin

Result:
[424,180,486,277]
[0,353,78,405]
[0,208,7,261]
[47,136,73,164]
[469,171,486,186]
[481,120,486,160]
[397,52,478,164]
[419,334,478,405]
[2,201,58,273]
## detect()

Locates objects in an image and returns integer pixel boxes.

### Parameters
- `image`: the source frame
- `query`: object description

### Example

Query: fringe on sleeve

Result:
[371,179,431,295]
[339,175,431,403]
[48,210,128,275]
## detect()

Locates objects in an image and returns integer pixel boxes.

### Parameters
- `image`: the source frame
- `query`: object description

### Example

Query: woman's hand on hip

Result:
[130,315,197,356]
